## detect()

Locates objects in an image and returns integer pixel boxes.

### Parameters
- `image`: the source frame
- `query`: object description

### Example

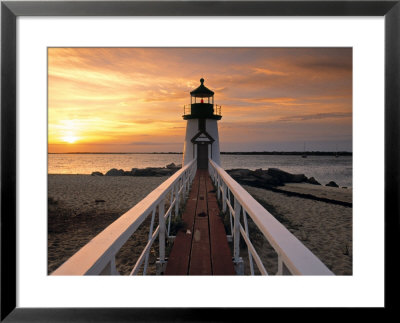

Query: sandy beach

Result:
[48,174,352,276]
[241,184,352,275]
[48,175,169,274]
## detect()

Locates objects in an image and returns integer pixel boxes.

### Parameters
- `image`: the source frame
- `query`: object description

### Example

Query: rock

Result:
[307,177,321,185]
[133,168,154,176]
[134,167,174,176]
[95,199,106,203]
[99,166,181,177]
[91,171,103,176]
[238,176,259,184]
[166,162,178,169]
[291,174,308,183]
[326,181,339,187]
[227,168,282,187]
[267,168,307,183]
[154,168,174,176]
[254,168,264,175]
[253,172,282,186]
[226,169,252,177]
[105,168,126,176]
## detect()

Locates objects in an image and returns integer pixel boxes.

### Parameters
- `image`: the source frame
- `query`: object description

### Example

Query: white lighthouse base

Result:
[182,119,221,167]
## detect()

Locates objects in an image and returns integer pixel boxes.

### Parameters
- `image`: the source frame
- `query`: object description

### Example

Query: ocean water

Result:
[48,153,352,187]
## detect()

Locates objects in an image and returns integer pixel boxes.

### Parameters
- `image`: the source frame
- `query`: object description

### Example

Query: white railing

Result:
[52,159,197,276]
[208,159,334,275]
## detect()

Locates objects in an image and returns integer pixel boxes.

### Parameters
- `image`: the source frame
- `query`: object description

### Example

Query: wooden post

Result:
[185,171,189,197]
[99,257,119,275]
[159,200,166,262]
[243,210,254,275]
[277,253,283,275]
[182,173,186,199]
[233,197,241,262]
[222,183,227,213]
[233,197,244,274]
[144,209,156,275]
[217,174,221,200]
[180,177,184,201]
[174,183,179,217]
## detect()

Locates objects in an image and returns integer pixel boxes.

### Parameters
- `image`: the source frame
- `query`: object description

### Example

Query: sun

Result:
[62,135,79,144]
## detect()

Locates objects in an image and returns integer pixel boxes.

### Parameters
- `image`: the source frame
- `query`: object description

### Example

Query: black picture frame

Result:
[1,0,399,321]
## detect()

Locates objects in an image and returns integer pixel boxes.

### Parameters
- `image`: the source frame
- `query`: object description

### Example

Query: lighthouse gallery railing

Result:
[208,159,333,275]
[183,104,222,117]
[52,159,197,275]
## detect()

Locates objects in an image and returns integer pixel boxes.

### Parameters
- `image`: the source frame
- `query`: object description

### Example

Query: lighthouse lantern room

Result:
[182,78,222,169]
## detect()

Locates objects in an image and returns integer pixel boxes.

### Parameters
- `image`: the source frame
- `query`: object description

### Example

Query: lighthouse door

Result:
[197,144,208,169]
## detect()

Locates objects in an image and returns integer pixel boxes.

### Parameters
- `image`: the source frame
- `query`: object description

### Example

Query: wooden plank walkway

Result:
[165,169,235,275]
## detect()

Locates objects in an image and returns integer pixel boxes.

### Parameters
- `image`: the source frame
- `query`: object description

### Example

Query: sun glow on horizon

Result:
[62,135,79,144]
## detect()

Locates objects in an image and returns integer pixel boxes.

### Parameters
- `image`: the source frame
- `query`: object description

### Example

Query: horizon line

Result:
[48,151,353,155]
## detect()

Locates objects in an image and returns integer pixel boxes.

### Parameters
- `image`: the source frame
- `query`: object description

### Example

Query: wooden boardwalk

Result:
[165,169,235,275]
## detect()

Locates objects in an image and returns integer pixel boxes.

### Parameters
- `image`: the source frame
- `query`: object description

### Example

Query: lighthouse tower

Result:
[182,78,222,169]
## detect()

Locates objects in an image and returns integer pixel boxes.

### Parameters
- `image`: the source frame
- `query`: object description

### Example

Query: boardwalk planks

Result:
[165,169,234,275]
[189,171,212,275]
[206,174,236,275]
[164,173,200,275]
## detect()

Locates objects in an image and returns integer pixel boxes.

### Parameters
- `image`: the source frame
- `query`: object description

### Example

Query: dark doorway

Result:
[197,144,208,169]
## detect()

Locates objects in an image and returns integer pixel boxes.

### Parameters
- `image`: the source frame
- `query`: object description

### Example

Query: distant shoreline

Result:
[48,151,352,156]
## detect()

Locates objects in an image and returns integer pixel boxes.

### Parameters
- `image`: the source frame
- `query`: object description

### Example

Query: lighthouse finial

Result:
[200,78,204,85]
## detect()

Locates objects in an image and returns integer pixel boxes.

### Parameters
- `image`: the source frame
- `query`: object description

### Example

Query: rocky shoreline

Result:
[225,167,346,188]
[91,163,182,177]
[92,163,344,190]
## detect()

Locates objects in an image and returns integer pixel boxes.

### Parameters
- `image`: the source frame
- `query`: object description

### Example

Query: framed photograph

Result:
[2,0,399,320]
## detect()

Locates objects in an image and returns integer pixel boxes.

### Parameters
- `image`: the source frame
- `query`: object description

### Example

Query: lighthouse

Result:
[182,78,222,169]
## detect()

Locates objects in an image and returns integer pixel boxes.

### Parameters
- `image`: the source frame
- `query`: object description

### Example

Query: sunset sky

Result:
[48,48,352,153]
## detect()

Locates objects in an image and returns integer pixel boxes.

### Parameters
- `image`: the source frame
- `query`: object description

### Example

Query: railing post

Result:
[182,172,187,199]
[217,174,221,200]
[276,254,291,275]
[183,174,187,200]
[192,163,196,181]
[99,257,119,275]
[185,171,189,197]
[233,197,244,275]
[156,199,167,275]
[159,200,165,261]
[213,168,216,184]
[222,183,227,213]
[277,254,283,275]
[167,188,174,237]
[174,183,179,217]
[143,208,156,275]
[243,210,255,276]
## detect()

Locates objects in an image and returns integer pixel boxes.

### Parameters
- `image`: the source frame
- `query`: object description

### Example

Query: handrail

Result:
[52,159,197,275]
[208,159,333,275]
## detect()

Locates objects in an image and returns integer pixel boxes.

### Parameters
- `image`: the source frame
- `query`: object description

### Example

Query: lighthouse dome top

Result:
[190,78,214,97]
